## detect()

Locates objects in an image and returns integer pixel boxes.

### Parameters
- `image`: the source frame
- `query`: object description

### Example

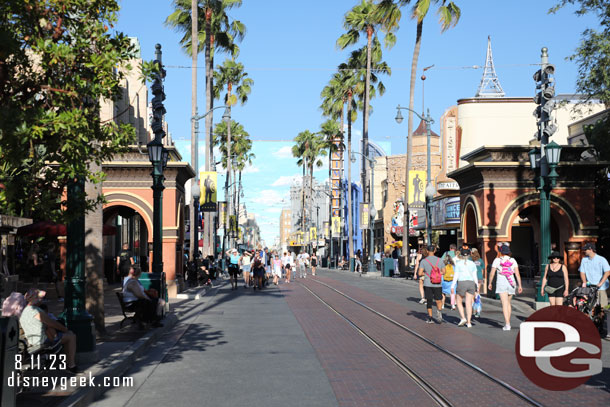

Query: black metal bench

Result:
[116,292,137,328]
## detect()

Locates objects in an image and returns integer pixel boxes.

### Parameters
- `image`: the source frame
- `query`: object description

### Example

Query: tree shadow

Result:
[160,323,227,364]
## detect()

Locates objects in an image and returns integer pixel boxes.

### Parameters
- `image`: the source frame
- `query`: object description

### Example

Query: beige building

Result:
[279,208,292,249]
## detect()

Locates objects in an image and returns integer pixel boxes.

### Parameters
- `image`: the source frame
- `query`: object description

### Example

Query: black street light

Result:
[147,138,166,274]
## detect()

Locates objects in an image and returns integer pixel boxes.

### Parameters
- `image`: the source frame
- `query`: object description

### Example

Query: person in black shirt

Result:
[116,243,134,281]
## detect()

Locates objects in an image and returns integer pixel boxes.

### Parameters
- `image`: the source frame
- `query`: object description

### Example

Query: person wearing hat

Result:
[226,249,241,290]
[579,243,610,336]
[540,251,569,306]
[19,288,78,373]
[488,244,523,331]
[451,248,479,328]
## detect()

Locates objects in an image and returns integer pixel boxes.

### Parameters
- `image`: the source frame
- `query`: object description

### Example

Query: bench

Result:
[116,292,137,328]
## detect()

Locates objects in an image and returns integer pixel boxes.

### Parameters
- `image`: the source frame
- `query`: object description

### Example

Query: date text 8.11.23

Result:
[15,354,66,370]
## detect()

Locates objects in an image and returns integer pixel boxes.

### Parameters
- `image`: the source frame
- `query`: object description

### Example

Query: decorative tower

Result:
[475,36,505,98]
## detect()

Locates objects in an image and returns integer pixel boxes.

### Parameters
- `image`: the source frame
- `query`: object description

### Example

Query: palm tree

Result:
[337,0,400,201]
[292,131,327,243]
[390,0,460,238]
[320,69,359,262]
[165,0,245,254]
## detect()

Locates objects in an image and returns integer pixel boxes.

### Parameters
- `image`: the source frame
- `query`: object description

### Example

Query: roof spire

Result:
[475,36,505,98]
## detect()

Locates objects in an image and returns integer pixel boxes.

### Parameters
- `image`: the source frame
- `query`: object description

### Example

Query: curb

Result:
[58,311,179,406]
[322,267,536,314]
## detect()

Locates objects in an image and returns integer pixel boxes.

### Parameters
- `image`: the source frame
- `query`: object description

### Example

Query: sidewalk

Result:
[13,280,215,407]
[323,267,538,314]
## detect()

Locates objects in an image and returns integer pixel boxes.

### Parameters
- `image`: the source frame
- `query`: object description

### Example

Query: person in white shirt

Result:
[488,244,522,331]
[300,252,309,278]
[451,248,479,328]
[282,252,293,283]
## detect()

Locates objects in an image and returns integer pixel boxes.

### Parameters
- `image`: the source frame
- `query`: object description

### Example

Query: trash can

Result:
[1,316,19,407]
[382,258,394,277]
[139,272,168,315]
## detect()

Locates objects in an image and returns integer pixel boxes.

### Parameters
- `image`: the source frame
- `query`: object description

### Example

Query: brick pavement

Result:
[307,275,610,407]
[280,282,438,407]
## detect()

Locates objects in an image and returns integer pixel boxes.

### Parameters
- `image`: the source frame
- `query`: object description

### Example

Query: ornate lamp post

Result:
[147,138,168,274]
[395,107,435,247]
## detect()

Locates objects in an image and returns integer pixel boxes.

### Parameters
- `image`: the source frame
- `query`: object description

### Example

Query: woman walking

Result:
[226,249,240,290]
[311,250,318,276]
[414,248,425,304]
[451,248,479,328]
[540,251,569,305]
[471,248,485,295]
[252,253,265,290]
[241,250,253,288]
[272,253,282,285]
[488,245,523,330]
[282,252,292,283]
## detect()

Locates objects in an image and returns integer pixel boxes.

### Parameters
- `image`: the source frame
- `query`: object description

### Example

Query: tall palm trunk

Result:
[339,101,345,262]
[347,91,354,263]
[204,7,213,257]
[237,170,242,241]
[301,160,306,244]
[362,26,372,200]
[189,0,199,262]
[403,20,423,256]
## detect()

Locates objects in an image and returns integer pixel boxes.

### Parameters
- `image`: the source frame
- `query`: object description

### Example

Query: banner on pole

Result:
[199,172,218,212]
[360,203,370,230]
[218,201,227,226]
[310,227,317,242]
[331,216,341,237]
[323,221,329,239]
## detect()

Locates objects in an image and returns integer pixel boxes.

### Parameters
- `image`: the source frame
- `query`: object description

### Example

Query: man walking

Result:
[418,245,446,324]
[116,243,134,281]
[579,242,610,339]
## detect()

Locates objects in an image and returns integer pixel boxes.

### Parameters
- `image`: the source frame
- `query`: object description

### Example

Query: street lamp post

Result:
[530,47,561,305]
[148,138,168,274]
[351,149,376,273]
[395,107,435,247]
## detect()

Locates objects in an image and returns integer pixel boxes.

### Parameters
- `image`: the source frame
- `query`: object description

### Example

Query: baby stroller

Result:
[565,285,607,337]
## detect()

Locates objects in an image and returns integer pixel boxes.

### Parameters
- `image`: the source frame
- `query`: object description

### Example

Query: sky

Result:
[115,0,600,245]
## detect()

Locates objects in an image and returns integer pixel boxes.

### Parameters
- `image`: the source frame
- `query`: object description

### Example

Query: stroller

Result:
[565,285,607,337]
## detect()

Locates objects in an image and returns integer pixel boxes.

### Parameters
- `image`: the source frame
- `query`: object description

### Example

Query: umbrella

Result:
[17,221,117,237]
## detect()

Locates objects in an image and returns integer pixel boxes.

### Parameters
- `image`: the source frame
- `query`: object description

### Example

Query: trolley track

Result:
[298,277,545,407]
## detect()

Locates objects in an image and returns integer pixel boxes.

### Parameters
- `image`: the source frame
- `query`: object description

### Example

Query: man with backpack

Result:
[418,245,446,324]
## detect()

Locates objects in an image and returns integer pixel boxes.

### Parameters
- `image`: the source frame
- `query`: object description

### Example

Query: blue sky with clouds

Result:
[116,0,599,244]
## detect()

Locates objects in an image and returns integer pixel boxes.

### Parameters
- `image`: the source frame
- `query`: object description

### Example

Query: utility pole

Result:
[189,0,198,262]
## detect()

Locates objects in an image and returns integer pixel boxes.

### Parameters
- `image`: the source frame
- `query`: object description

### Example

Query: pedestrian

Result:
[264,247,272,286]
[488,244,522,331]
[241,250,253,288]
[282,251,292,283]
[578,242,610,338]
[301,250,310,278]
[311,249,318,276]
[415,248,425,303]
[392,246,400,276]
[471,248,486,298]
[355,249,362,273]
[226,248,240,290]
[271,253,282,285]
[374,250,382,271]
[116,243,134,281]
[441,254,455,310]
[540,251,569,305]
[418,245,445,324]
[441,243,457,264]
[252,253,265,290]
[451,248,479,328]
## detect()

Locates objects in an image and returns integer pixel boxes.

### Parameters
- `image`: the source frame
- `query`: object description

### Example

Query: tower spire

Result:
[475,36,505,98]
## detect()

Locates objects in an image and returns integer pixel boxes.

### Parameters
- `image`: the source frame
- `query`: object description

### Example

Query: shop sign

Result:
[0,215,32,229]
[431,197,460,227]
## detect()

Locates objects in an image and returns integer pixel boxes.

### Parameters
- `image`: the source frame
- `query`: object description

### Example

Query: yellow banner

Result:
[332,216,341,237]
[360,203,370,230]
[310,227,317,242]
[323,222,329,238]
[408,170,426,208]
[218,202,227,225]
[199,172,217,211]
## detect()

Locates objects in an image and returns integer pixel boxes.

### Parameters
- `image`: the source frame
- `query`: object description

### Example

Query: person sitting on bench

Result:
[122,265,163,328]
[19,288,79,374]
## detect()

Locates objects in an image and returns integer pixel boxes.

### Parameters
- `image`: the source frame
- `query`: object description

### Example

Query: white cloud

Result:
[271,175,299,187]
[272,146,294,159]
[251,189,285,206]
[241,164,260,174]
